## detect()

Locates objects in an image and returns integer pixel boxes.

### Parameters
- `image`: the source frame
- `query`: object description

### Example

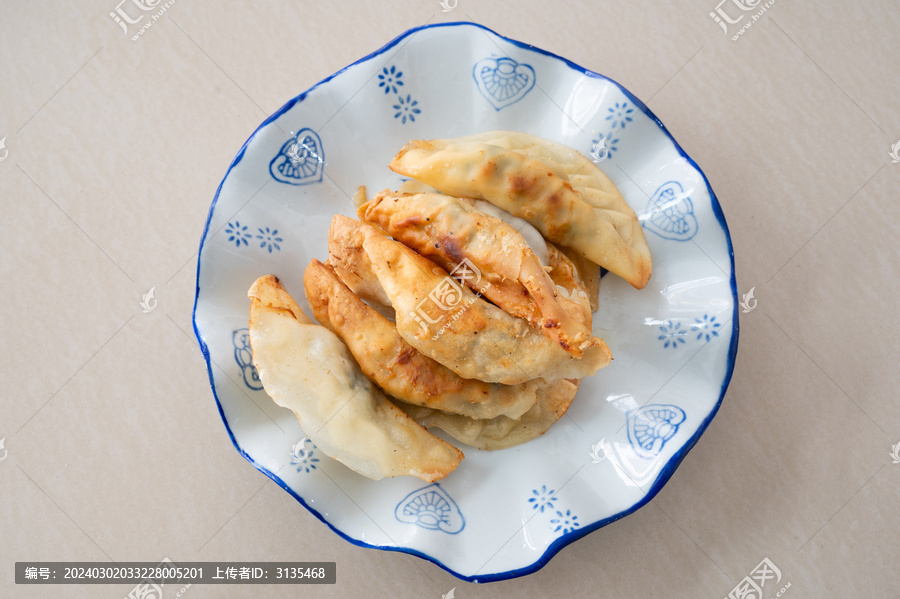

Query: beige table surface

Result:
[2,1,899,597]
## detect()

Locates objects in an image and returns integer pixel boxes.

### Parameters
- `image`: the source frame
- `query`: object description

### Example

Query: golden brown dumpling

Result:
[303,259,541,420]
[359,225,612,384]
[389,132,651,289]
[361,190,601,356]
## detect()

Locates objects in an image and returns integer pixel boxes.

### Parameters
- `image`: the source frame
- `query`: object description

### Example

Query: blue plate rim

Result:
[192,20,740,584]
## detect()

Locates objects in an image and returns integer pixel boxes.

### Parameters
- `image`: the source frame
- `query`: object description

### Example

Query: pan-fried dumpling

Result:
[389,133,651,289]
[400,378,580,450]
[303,259,541,420]
[361,190,601,356]
[435,131,632,216]
[359,227,612,384]
[546,243,593,329]
[469,199,549,267]
[248,275,462,481]
[327,214,392,308]
[556,243,601,313]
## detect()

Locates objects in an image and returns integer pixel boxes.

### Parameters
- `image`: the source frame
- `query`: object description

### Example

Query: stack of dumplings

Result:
[248,131,652,482]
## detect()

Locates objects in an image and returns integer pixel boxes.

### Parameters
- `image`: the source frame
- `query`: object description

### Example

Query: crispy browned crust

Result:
[327,215,393,307]
[390,136,651,289]
[359,226,611,384]
[303,259,540,420]
[361,190,601,356]
[248,274,313,325]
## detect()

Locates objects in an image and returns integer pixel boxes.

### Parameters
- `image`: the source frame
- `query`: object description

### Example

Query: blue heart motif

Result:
[627,404,686,459]
[644,181,698,241]
[472,57,535,111]
[395,483,465,534]
[232,328,263,390]
[269,128,325,186]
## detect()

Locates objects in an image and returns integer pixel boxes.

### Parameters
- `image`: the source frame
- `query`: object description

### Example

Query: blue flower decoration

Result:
[256,227,282,253]
[691,314,721,342]
[225,221,251,247]
[590,133,620,162]
[528,485,556,513]
[378,65,404,95]
[290,438,320,474]
[550,509,580,534]
[658,320,688,350]
[393,94,421,124]
[606,102,634,130]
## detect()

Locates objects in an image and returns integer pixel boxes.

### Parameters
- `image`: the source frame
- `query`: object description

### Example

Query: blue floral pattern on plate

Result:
[528,485,556,513]
[473,56,535,110]
[225,221,252,248]
[606,102,635,130]
[627,404,686,458]
[395,483,465,534]
[379,64,421,125]
[393,94,421,124]
[590,101,634,162]
[232,328,262,390]
[692,314,721,342]
[269,128,325,185]
[644,180,698,241]
[657,316,722,349]
[528,488,580,536]
[290,438,320,474]
[255,227,282,253]
[658,321,688,349]
[550,509,580,535]
[378,65,404,94]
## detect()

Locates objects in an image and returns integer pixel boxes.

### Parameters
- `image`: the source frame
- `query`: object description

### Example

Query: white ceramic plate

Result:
[193,22,738,582]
